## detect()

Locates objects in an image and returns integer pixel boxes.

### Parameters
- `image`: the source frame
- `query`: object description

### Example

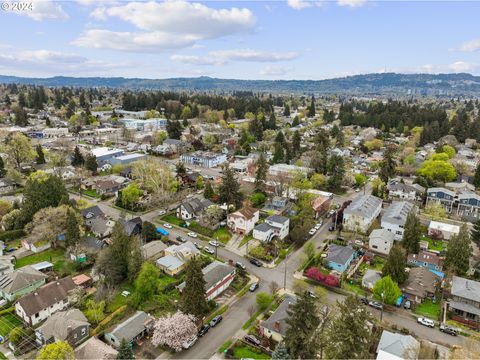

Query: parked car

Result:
[235,262,246,270]
[244,335,261,346]
[328,225,335,232]
[188,232,198,238]
[308,228,317,236]
[176,236,186,243]
[250,258,262,267]
[306,290,317,298]
[326,210,336,218]
[360,297,369,305]
[182,336,197,349]
[163,223,173,229]
[314,221,323,229]
[417,317,435,328]
[439,323,458,336]
[368,301,383,310]
[209,240,220,247]
[194,242,202,250]
[198,324,210,337]
[204,246,214,255]
[249,282,259,292]
[210,315,223,327]
[354,239,363,246]
[158,209,167,216]
[404,300,411,310]
[156,228,169,236]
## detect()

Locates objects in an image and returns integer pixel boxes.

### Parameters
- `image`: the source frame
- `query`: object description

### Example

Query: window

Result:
[372,245,378,249]
[81,328,87,336]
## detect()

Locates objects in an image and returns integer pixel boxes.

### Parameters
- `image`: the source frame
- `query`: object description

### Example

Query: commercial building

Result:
[181,151,227,168]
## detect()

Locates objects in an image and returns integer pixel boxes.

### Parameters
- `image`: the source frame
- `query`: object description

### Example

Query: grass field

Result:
[161,215,186,227]
[414,299,441,320]
[15,248,65,269]
[213,227,231,244]
[0,313,22,337]
[423,236,446,252]
[343,281,366,296]
[232,344,270,359]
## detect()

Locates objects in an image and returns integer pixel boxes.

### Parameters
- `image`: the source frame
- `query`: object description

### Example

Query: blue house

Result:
[326,244,356,273]
[426,187,455,213]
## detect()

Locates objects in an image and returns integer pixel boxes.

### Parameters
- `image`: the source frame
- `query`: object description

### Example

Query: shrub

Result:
[0,230,26,241]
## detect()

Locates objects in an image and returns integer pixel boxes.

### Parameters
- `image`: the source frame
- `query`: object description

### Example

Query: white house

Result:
[253,215,290,242]
[376,330,420,360]
[428,221,460,240]
[227,207,259,235]
[387,182,425,202]
[343,195,382,233]
[15,277,76,326]
[181,151,227,168]
[381,201,416,240]
[369,229,395,255]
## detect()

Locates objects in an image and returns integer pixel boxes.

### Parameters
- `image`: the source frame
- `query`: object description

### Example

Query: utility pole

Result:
[283,252,288,290]
[380,292,385,322]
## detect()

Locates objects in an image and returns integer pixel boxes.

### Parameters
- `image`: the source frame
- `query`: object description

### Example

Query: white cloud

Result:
[337,0,367,8]
[287,0,324,10]
[171,49,299,66]
[456,39,480,52]
[448,61,479,73]
[15,0,69,21]
[76,1,256,52]
[260,65,290,76]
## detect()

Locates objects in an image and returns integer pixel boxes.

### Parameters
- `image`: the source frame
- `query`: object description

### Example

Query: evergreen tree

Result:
[272,342,290,360]
[275,131,286,145]
[309,98,315,117]
[254,153,268,193]
[204,181,214,200]
[117,339,135,360]
[13,106,28,126]
[0,156,6,178]
[327,154,345,192]
[325,295,372,359]
[65,208,80,248]
[283,104,290,117]
[292,131,301,157]
[219,164,243,209]
[267,113,277,130]
[402,211,421,254]
[474,163,480,189]
[292,116,300,127]
[379,145,396,183]
[85,154,98,172]
[36,145,46,165]
[45,117,51,127]
[166,119,183,139]
[382,243,408,283]
[471,218,480,247]
[66,99,76,119]
[445,224,472,276]
[181,257,209,320]
[71,146,85,167]
[18,92,26,107]
[284,292,320,359]
[272,142,285,164]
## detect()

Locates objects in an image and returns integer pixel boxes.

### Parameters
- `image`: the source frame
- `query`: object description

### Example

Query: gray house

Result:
[448,276,480,329]
[376,330,420,360]
[177,196,213,221]
[0,266,47,302]
[104,311,154,349]
[36,309,90,347]
[381,201,415,240]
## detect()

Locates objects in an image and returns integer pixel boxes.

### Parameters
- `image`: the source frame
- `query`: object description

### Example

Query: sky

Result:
[0,0,479,80]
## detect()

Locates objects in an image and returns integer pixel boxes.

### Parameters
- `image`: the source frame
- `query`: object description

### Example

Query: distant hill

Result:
[1,73,480,96]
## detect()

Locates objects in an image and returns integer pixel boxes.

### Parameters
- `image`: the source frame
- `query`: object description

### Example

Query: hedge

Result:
[0,230,26,242]
[0,307,14,316]
[90,305,127,336]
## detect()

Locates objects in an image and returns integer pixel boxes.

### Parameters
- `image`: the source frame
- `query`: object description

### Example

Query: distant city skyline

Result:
[0,0,479,80]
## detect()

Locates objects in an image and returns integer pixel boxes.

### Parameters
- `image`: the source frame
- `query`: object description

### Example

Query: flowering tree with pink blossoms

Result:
[151,311,197,352]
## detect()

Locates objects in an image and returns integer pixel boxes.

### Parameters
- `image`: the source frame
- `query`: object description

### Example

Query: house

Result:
[263,196,289,213]
[94,179,123,196]
[177,196,213,221]
[119,217,142,237]
[156,241,199,276]
[15,277,77,326]
[181,151,227,168]
[259,294,296,342]
[448,276,480,329]
[178,261,235,301]
[36,309,89,347]
[402,267,440,304]
[457,192,480,221]
[376,330,420,360]
[75,337,118,360]
[104,311,154,349]
[326,244,356,273]
[407,251,443,271]
[387,182,425,202]
[21,238,51,253]
[227,207,260,235]
[81,206,105,226]
[342,195,382,233]
[426,187,455,213]
[90,216,115,239]
[362,269,381,290]
[90,147,124,165]
[0,178,16,194]
[381,201,415,240]
[428,221,460,240]
[311,195,332,219]
[0,266,47,301]
[141,241,167,260]
[253,215,290,242]
[72,274,92,289]
[163,139,185,153]
[369,229,395,255]
[108,153,147,166]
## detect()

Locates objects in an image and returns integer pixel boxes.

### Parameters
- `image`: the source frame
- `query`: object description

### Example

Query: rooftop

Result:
[382,201,415,226]
[344,195,382,218]
[451,276,480,303]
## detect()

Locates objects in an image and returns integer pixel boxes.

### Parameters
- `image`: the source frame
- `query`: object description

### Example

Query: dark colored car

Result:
[328,225,335,232]
[244,335,261,346]
[360,297,369,305]
[250,258,263,267]
[439,323,458,336]
[249,282,259,292]
[210,315,223,327]
[198,324,210,337]
[176,236,186,243]
[236,262,246,270]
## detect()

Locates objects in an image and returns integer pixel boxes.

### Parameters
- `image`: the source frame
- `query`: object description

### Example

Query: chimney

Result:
[273,321,281,332]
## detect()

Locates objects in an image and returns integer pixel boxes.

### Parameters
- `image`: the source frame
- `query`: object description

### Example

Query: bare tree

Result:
[269,281,279,295]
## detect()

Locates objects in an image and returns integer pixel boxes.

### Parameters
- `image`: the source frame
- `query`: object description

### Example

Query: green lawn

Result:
[239,235,253,248]
[15,248,65,269]
[0,314,22,337]
[161,215,186,227]
[213,227,231,244]
[343,281,366,296]
[218,340,233,353]
[83,189,101,198]
[414,299,441,320]
[233,344,270,360]
[422,236,446,252]
[106,284,134,313]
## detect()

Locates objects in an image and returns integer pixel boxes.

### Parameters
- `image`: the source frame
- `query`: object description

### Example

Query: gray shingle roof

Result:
[266,215,289,224]
[327,244,355,266]
[377,330,419,359]
[38,309,89,341]
[107,311,153,343]
[0,266,47,293]
[451,276,480,302]
[254,223,273,233]
[344,195,382,217]
[382,201,415,226]
[260,295,296,336]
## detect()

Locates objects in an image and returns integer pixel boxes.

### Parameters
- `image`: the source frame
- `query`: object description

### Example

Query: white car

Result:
[417,317,435,328]
[209,240,220,247]
[314,221,323,230]
[204,246,214,254]
[163,223,173,229]
[188,232,198,238]
[182,335,197,349]
[158,209,167,216]
[308,228,317,236]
